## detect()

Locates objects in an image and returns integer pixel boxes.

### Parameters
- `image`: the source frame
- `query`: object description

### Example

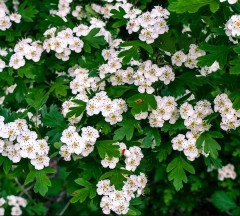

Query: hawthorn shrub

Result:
[1,0,240,215]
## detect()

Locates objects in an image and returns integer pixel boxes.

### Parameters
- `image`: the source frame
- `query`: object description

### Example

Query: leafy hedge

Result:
[1,0,240,215]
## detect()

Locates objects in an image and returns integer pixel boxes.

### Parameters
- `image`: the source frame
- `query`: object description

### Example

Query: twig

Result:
[58,201,70,216]
[14,178,35,203]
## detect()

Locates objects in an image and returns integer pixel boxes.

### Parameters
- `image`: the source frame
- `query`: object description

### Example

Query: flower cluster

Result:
[179,100,213,133]
[126,6,169,44]
[171,44,220,76]
[86,91,127,125]
[91,1,130,19]
[0,1,21,31]
[101,142,123,169]
[92,2,169,44]
[170,44,220,77]
[171,100,214,161]
[122,145,144,171]
[214,93,240,131]
[0,195,27,216]
[148,96,178,128]
[218,163,237,181]
[199,61,220,76]
[59,126,99,160]
[72,6,86,20]
[9,38,43,69]
[43,27,83,61]
[171,132,200,161]
[50,0,73,21]
[97,173,147,215]
[171,44,205,69]
[99,45,122,79]
[68,66,104,95]
[0,117,50,170]
[101,142,143,172]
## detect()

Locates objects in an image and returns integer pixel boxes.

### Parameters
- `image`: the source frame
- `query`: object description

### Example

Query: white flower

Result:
[61,126,77,144]
[59,145,72,161]
[97,179,114,195]
[9,13,21,23]
[11,206,22,216]
[9,54,25,69]
[81,126,99,143]
[37,139,49,155]
[81,141,95,157]
[180,102,194,119]
[6,144,21,163]
[101,156,119,169]
[138,12,156,28]
[225,15,240,37]
[139,27,158,44]
[183,138,198,159]
[126,19,140,34]
[73,24,89,37]
[31,154,50,170]
[100,196,112,214]
[218,164,237,181]
[0,198,5,206]
[171,51,187,66]
[159,65,175,85]
[171,134,188,151]
[0,16,12,31]
[0,208,4,216]
[68,137,85,155]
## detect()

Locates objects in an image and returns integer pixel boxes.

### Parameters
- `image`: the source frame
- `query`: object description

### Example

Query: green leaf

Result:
[110,7,128,28]
[107,85,136,98]
[120,40,153,54]
[167,156,195,191]
[229,90,240,109]
[17,63,42,79]
[96,120,112,135]
[18,1,38,22]
[211,191,237,212]
[49,79,69,97]
[113,118,141,141]
[112,19,128,28]
[110,7,126,19]
[118,46,140,65]
[196,131,222,159]
[71,188,89,203]
[118,40,153,65]
[34,171,52,196]
[0,71,14,85]
[142,128,161,148]
[127,93,157,115]
[229,59,240,75]
[66,100,86,118]
[100,169,131,190]
[71,178,96,203]
[96,140,120,159]
[82,28,107,53]
[197,44,231,68]
[25,167,55,196]
[161,120,185,136]
[168,0,220,13]
[0,156,12,174]
[41,105,67,142]
[157,142,172,162]
[25,88,49,111]
[75,178,93,188]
